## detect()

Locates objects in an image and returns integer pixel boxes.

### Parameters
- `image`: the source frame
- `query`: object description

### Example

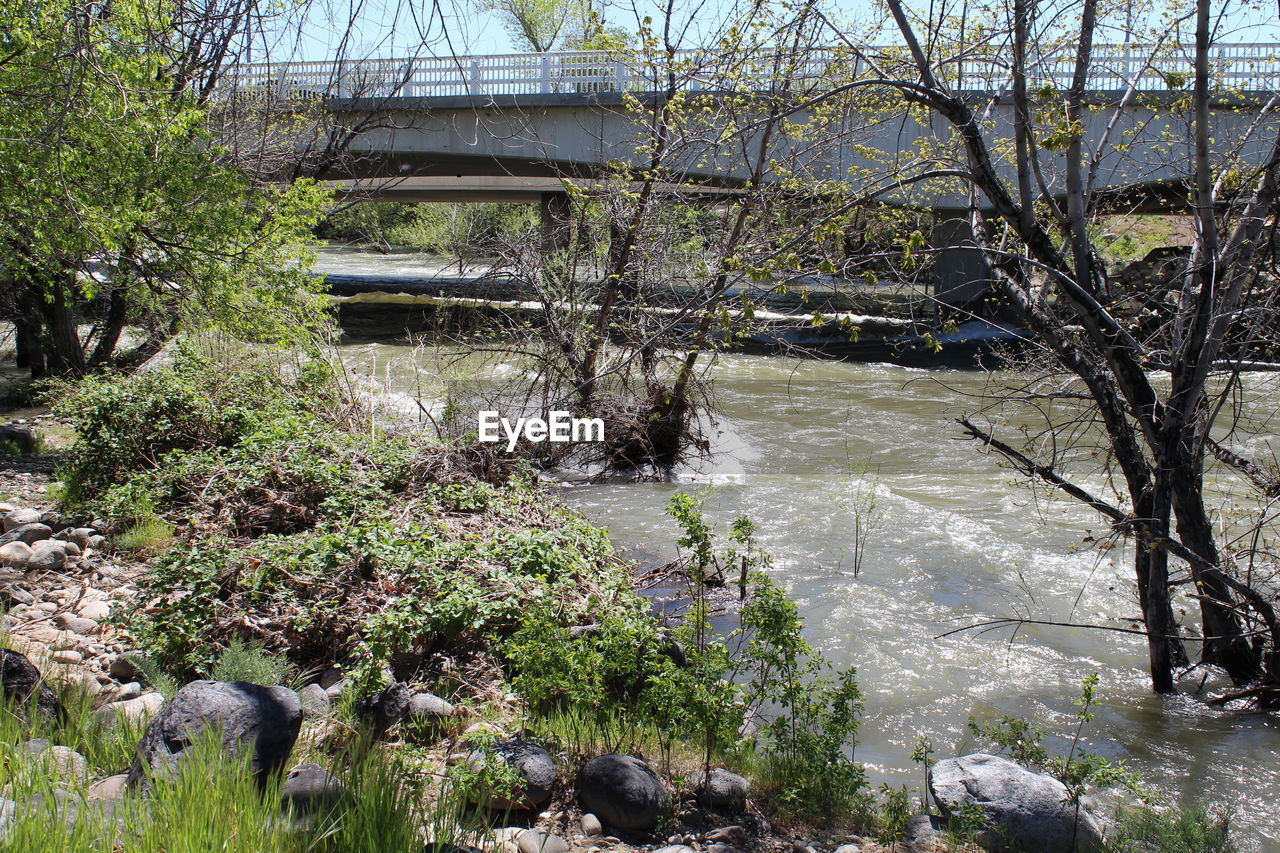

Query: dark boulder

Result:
[125,680,301,789]
[467,739,557,811]
[576,753,668,832]
[281,763,345,816]
[1,649,65,721]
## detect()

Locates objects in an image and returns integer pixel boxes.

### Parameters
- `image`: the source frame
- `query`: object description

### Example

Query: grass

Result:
[114,517,175,556]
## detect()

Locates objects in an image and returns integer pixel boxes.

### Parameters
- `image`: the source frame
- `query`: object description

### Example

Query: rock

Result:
[51,650,82,665]
[68,528,98,549]
[930,754,1103,853]
[689,768,749,810]
[902,814,946,848]
[652,847,696,853]
[87,774,129,801]
[281,763,345,816]
[468,739,557,812]
[62,541,81,557]
[21,740,89,784]
[407,691,455,722]
[126,680,302,789]
[580,813,604,837]
[0,426,36,455]
[833,846,861,853]
[76,600,109,621]
[96,691,165,727]
[109,653,142,682]
[25,540,65,571]
[354,682,409,738]
[297,684,330,719]
[1,648,65,721]
[576,754,668,832]
[0,541,31,569]
[517,830,570,853]
[2,508,41,532]
[324,678,347,700]
[0,583,33,605]
[113,682,143,702]
[0,523,53,548]
[706,826,749,846]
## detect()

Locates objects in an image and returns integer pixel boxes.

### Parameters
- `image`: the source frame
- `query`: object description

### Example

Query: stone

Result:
[706,826,749,846]
[354,682,409,738]
[902,814,946,848]
[576,754,668,832]
[62,541,81,557]
[0,583,33,606]
[688,768,749,810]
[407,691,455,722]
[281,763,345,815]
[51,650,82,665]
[324,678,347,700]
[0,426,36,454]
[2,509,41,532]
[298,684,331,719]
[580,813,603,837]
[833,845,861,853]
[468,739,557,812]
[0,541,31,569]
[126,681,302,789]
[652,847,696,853]
[21,740,89,784]
[96,691,165,727]
[517,830,570,853]
[76,600,109,621]
[25,540,65,571]
[109,653,142,682]
[929,754,1103,853]
[114,682,143,701]
[87,774,129,801]
[1,648,65,721]
[0,523,53,548]
[69,528,97,549]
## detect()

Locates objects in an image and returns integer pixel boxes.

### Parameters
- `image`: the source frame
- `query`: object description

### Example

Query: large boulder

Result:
[929,754,1103,853]
[281,763,345,816]
[0,524,52,547]
[2,508,40,532]
[467,739,557,811]
[125,680,302,789]
[576,754,668,832]
[1,649,65,721]
[687,767,750,810]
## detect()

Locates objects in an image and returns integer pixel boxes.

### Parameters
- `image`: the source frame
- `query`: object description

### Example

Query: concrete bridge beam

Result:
[931,218,992,308]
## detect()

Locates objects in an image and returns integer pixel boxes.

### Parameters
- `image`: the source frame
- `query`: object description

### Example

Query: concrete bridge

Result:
[227,44,1280,302]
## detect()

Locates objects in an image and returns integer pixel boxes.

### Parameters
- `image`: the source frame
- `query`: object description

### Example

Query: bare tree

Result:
[842,0,1280,701]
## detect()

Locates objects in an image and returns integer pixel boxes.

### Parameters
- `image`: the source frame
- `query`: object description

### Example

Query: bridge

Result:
[226,44,1280,302]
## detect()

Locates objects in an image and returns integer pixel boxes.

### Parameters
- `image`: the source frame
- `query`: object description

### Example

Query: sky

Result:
[262,0,1280,65]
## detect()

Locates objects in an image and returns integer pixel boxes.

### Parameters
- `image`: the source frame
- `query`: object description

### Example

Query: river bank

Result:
[0,343,1231,853]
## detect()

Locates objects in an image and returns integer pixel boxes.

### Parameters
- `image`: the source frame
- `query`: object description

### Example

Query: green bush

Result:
[1105,805,1236,853]
[51,345,334,507]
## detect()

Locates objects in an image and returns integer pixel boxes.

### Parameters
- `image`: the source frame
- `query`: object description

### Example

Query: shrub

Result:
[1105,805,1236,853]
[51,344,332,507]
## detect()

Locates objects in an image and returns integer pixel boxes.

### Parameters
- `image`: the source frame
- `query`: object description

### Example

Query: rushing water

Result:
[321,248,1280,851]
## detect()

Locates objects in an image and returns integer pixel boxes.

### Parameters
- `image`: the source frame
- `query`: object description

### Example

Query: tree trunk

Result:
[39,274,88,376]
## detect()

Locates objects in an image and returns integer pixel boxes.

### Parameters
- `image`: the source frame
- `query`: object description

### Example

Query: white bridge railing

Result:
[222,43,1280,100]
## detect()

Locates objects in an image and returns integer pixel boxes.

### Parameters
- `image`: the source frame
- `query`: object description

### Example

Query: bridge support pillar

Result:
[540,192,574,255]
[931,217,991,308]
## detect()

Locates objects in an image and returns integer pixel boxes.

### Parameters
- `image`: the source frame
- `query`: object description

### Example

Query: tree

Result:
[845,0,1280,701]
[480,0,591,52]
[0,0,331,377]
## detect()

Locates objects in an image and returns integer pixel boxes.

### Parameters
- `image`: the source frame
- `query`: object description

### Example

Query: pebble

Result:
[518,831,570,853]
[55,613,100,635]
[0,541,32,568]
[114,682,143,701]
[580,814,603,837]
[87,774,129,801]
[77,599,110,621]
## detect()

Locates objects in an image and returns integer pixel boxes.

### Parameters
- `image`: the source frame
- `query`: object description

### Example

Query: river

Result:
[320,247,1280,851]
